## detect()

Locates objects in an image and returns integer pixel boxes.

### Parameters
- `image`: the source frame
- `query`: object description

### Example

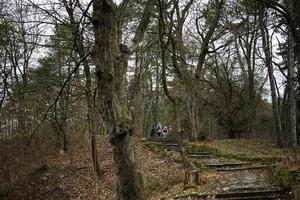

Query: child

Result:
[163,126,168,138]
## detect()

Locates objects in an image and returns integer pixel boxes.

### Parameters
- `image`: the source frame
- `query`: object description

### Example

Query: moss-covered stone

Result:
[183,182,197,190]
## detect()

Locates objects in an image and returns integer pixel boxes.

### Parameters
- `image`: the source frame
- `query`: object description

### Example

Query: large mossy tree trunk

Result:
[93,0,154,199]
[93,1,143,199]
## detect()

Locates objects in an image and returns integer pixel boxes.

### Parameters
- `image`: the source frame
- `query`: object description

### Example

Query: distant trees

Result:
[61,0,104,178]
[257,0,300,146]
[112,0,300,146]
[0,0,41,138]
[0,0,104,174]
[1,0,300,198]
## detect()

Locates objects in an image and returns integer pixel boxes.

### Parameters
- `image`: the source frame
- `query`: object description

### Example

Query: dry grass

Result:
[0,134,186,200]
[188,139,300,168]
[136,141,184,199]
[2,134,299,200]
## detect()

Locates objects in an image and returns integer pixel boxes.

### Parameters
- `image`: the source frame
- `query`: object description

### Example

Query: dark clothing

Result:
[156,124,162,137]
[157,129,162,136]
[150,126,156,137]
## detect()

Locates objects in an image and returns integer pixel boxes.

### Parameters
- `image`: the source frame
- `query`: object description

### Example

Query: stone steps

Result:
[204,162,251,168]
[188,154,214,158]
[175,189,292,200]
[216,164,276,172]
[220,195,291,200]
[186,151,212,155]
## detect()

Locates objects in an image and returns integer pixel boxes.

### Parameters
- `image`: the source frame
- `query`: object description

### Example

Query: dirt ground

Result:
[0,136,299,200]
[0,135,184,200]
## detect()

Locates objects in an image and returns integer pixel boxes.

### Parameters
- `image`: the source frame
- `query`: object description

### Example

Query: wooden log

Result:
[184,170,201,185]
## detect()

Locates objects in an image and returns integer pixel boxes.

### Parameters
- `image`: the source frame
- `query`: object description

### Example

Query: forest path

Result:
[145,138,293,199]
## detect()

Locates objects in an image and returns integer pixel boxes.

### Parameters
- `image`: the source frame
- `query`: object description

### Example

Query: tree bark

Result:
[293,0,300,146]
[153,65,160,124]
[133,56,144,136]
[286,2,297,146]
[133,89,143,136]
[184,170,201,185]
[93,1,143,198]
[93,0,154,198]
[259,6,284,147]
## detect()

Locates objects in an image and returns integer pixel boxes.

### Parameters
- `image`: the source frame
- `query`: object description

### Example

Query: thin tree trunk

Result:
[133,56,144,136]
[293,0,300,146]
[158,0,192,169]
[295,42,300,145]
[82,45,103,179]
[189,108,197,140]
[260,0,300,146]
[133,90,143,136]
[286,0,300,146]
[259,7,284,147]
[153,65,160,124]
[287,16,297,146]
[175,102,192,169]
[62,0,104,177]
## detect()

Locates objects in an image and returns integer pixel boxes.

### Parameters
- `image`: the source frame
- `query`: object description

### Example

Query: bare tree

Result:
[92,0,154,198]
[257,0,300,146]
[259,5,284,147]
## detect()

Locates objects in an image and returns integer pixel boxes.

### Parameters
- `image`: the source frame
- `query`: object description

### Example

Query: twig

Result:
[26,52,91,146]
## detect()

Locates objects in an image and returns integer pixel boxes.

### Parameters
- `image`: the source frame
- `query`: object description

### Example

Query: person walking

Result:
[156,122,162,137]
[163,126,168,138]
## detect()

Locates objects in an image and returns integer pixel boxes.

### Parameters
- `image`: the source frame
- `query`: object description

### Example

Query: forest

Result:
[0,0,300,199]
